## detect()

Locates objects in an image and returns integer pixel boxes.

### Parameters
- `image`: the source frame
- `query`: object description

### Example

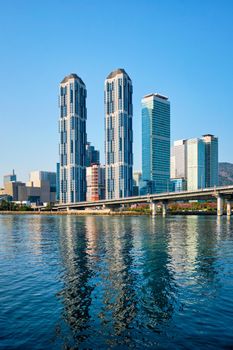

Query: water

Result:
[0,215,233,349]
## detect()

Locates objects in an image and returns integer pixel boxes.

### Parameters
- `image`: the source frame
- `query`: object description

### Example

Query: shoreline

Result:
[0,210,220,216]
[0,210,147,216]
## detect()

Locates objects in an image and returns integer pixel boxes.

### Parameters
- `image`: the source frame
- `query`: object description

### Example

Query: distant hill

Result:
[219,162,233,186]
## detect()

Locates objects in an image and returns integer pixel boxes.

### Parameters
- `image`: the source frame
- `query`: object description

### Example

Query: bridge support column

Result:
[217,196,223,216]
[226,200,232,216]
[150,202,156,217]
[162,201,168,216]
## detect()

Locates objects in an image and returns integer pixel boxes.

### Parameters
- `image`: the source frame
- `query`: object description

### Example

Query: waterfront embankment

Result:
[0,210,147,216]
[0,210,220,215]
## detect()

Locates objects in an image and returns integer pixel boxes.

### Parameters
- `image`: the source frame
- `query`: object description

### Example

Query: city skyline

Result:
[1,1,233,186]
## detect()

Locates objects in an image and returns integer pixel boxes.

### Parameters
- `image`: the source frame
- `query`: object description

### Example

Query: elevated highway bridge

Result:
[54,185,233,216]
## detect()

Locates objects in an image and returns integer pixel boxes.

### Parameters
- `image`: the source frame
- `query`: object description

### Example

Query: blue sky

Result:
[0,0,233,186]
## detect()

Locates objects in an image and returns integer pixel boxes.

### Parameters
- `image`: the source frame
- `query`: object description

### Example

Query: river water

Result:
[0,215,233,349]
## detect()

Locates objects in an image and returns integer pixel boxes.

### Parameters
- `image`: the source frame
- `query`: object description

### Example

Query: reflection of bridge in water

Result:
[54,185,233,216]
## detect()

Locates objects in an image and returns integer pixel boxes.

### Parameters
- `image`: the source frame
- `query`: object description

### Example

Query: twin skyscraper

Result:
[58,69,171,204]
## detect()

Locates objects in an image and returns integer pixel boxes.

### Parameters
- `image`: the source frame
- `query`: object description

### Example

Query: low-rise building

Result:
[27,171,56,203]
[1,170,56,205]
[3,170,17,187]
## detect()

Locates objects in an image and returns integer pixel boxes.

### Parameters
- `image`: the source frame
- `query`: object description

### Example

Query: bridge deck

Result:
[54,185,233,210]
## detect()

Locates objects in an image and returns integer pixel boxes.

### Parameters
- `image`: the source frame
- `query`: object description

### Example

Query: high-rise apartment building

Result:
[105,68,133,199]
[202,134,218,188]
[186,138,205,191]
[86,142,100,166]
[142,93,170,193]
[59,73,87,203]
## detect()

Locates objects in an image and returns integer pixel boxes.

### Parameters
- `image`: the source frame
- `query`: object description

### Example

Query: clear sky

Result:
[0,0,233,186]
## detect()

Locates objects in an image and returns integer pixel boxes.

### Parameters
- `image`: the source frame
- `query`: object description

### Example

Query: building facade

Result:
[28,171,56,203]
[171,135,218,192]
[4,170,17,187]
[133,171,142,187]
[2,181,26,202]
[86,142,100,166]
[202,134,218,188]
[59,73,87,203]
[1,172,56,204]
[142,93,170,193]
[186,138,205,191]
[105,68,133,199]
[171,139,187,179]
[86,164,105,201]
[56,163,60,202]
[171,178,187,192]
[133,171,141,195]
[170,139,187,192]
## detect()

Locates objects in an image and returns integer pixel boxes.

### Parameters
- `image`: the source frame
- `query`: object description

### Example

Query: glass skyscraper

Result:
[105,68,133,199]
[202,134,218,188]
[186,138,205,191]
[59,73,87,203]
[86,142,100,166]
[171,134,218,192]
[142,93,170,193]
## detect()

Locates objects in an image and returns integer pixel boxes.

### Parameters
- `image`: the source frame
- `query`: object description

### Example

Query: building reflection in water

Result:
[52,215,226,348]
[195,216,219,285]
[56,215,95,348]
[169,216,199,276]
[98,217,137,346]
[138,217,177,330]
[55,216,140,348]
[169,216,220,303]
[53,216,182,347]
[2,214,233,349]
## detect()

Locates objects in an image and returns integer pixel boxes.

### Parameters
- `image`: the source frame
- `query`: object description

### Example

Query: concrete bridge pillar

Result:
[150,202,156,216]
[226,200,232,216]
[162,201,168,216]
[217,195,223,216]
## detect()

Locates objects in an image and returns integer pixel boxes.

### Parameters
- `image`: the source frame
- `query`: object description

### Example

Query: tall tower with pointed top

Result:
[104,68,133,199]
[59,73,87,203]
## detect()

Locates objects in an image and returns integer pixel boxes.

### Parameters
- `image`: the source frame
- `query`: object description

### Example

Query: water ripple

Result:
[1,215,233,349]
